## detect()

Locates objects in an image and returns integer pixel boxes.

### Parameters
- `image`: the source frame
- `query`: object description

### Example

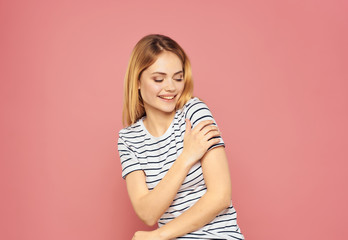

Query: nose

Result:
[164,79,176,92]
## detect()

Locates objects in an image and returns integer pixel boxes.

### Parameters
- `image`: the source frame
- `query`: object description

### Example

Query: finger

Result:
[185,119,192,134]
[203,130,221,142]
[192,120,214,132]
[200,125,219,136]
[206,137,221,149]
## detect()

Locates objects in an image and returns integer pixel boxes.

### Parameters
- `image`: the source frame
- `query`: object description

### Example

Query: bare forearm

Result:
[136,153,192,225]
[127,119,221,226]
[156,191,230,239]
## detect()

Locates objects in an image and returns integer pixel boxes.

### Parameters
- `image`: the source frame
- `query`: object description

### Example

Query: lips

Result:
[158,95,176,100]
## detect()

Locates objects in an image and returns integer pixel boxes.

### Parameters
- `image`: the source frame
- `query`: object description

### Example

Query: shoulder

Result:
[118,120,143,144]
[183,97,212,120]
[183,97,225,149]
[181,97,209,115]
[182,97,216,128]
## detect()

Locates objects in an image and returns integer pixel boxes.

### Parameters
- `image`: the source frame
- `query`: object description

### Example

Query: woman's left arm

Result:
[132,146,232,240]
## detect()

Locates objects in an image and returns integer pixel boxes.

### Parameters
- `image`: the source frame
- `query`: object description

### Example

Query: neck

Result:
[143,110,176,138]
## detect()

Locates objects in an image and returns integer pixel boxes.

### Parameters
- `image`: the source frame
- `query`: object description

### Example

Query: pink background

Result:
[1,0,347,239]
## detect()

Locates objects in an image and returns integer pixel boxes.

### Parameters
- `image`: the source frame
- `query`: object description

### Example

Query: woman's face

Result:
[139,51,185,116]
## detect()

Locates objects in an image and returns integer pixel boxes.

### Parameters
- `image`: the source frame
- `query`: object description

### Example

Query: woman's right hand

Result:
[181,119,221,167]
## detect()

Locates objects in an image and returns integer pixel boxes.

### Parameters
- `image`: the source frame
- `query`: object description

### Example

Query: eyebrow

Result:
[151,70,183,76]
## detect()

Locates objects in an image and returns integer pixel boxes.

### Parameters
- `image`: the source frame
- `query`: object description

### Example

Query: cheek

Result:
[152,84,163,93]
[177,82,185,93]
[143,82,162,95]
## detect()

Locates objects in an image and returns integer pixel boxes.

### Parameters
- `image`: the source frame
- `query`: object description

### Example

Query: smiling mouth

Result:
[158,95,176,100]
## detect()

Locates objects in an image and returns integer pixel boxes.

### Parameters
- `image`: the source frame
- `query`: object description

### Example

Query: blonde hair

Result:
[122,34,194,127]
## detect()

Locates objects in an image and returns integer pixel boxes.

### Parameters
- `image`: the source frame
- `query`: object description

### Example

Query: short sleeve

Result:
[185,98,225,151]
[117,136,142,179]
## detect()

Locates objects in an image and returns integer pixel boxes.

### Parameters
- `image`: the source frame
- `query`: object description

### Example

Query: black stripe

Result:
[168,195,201,208]
[208,142,225,151]
[120,129,143,134]
[191,114,214,126]
[206,224,238,231]
[177,183,206,194]
[122,162,140,172]
[190,107,210,121]
[182,172,203,186]
[169,188,206,207]
[162,205,190,215]
[121,134,146,139]
[122,130,175,149]
[179,177,205,190]
[206,218,237,226]
[216,231,244,240]
[137,144,181,159]
[144,159,175,174]
[185,101,205,118]
[120,157,133,165]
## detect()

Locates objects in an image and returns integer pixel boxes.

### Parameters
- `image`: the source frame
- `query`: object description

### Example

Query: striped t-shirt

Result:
[117,97,244,240]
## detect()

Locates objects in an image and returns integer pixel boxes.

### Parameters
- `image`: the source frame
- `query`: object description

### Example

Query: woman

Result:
[118,34,244,240]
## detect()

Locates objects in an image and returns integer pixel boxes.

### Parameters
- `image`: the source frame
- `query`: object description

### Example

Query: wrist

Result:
[178,151,195,170]
[155,227,170,240]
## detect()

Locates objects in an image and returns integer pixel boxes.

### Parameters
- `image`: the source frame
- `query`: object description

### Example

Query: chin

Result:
[157,104,177,114]
[157,105,176,113]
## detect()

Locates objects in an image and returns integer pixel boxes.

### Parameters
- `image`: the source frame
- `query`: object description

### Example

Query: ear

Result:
[137,79,141,90]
